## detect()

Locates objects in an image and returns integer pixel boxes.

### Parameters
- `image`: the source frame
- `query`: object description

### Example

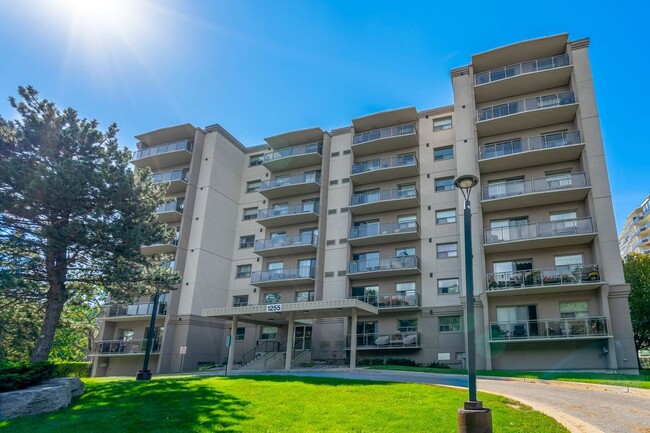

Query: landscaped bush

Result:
[0,361,56,393]
[384,358,417,367]
[425,361,450,369]
[54,362,92,378]
[356,358,385,366]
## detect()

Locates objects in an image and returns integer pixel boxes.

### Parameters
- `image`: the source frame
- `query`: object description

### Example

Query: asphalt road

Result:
[228,369,650,433]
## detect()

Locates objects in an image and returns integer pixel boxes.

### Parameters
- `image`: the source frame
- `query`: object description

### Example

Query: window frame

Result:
[436,209,456,224]
[434,146,454,161]
[439,316,461,332]
[249,154,264,167]
[433,117,452,131]
[436,242,458,258]
[397,319,418,333]
[243,207,258,220]
[236,327,246,341]
[246,180,261,193]
[233,295,249,307]
[434,176,455,192]
[239,235,255,249]
[438,278,459,295]
[235,264,252,279]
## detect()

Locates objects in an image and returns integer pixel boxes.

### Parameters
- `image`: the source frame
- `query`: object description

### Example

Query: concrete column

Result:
[350,309,358,368]
[226,316,238,373]
[285,312,295,370]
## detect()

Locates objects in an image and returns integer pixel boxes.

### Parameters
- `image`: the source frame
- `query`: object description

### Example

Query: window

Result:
[302,198,319,212]
[488,217,528,242]
[243,207,258,220]
[236,327,246,341]
[437,242,458,258]
[436,209,456,224]
[235,264,252,279]
[560,300,589,318]
[438,278,459,295]
[118,328,134,341]
[395,282,416,306]
[249,154,263,166]
[486,176,525,199]
[433,117,452,131]
[550,210,577,221]
[439,316,461,332]
[395,247,415,257]
[264,293,281,304]
[397,214,417,230]
[351,285,378,303]
[239,235,255,248]
[246,180,261,193]
[554,254,583,267]
[434,146,454,161]
[260,326,278,340]
[545,169,573,189]
[296,290,315,303]
[397,183,416,198]
[398,319,417,332]
[233,295,248,307]
[435,176,454,192]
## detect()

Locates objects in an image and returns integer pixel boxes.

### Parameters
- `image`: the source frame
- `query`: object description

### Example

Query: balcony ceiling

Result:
[478,143,584,174]
[472,33,568,73]
[481,187,590,213]
[486,281,602,297]
[264,127,325,149]
[352,107,418,132]
[135,123,197,146]
[483,232,597,254]
[474,66,573,103]
[476,103,578,138]
[254,243,317,258]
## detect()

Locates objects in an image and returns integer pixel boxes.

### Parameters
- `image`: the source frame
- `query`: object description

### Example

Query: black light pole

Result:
[454,174,492,433]
[136,285,161,381]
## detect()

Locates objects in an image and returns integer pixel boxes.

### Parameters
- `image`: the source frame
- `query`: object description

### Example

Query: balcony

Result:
[474,54,572,103]
[476,91,577,137]
[152,168,189,194]
[89,339,160,356]
[132,139,193,169]
[351,123,418,156]
[141,238,178,255]
[486,264,601,297]
[251,266,316,288]
[347,332,422,349]
[489,316,609,343]
[348,221,420,247]
[481,172,589,212]
[254,234,318,257]
[257,203,320,228]
[349,187,419,215]
[484,217,596,253]
[259,173,321,200]
[478,131,584,173]
[347,256,421,280]
[351,155,419,185]
[262,142,323,172]
[350,292,421,312]
[102,302,168,321]
[156,198,184,223]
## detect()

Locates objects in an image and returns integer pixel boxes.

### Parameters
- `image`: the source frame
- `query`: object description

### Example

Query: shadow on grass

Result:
[225,374,394,386]
[1,377,252,433]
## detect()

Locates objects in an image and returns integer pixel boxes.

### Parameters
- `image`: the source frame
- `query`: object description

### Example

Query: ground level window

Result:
[236,327,245,341]
[260,326,278,340]
[439,316,461,332]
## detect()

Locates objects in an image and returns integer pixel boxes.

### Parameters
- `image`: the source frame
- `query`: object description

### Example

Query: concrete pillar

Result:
[227,316,238,373]
[350,309,358,368]
[285,312,295,370]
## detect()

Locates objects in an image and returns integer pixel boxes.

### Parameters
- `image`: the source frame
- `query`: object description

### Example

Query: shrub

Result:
[0,361,56,393]
[54,362,92,378]
[385,358,417,367]
[356,358,385,366]
[425,361,451,369]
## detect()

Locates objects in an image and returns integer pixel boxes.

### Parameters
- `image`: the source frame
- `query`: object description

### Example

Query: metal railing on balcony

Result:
[152,168,189,184]
[156,198,185,214]
[260,173,321,190]
[352,123,416,145]
[103,302,168,318]
[486,264,600,293]
[351,154,418,175]
[477,91,576,122]
[263,142,323,162]
[348,256,421,274]
[475,54,571,86]
[482,172,588,200]
[251,266,316,283]
[91,338,160,355]
[479,130,581,160]
[133,140,193,160]
[490,316,608,341]
[143,238,179,248]
[484,217,594,244]
[347,332,421,348]
[258,203,320,219]
[349,221,420,239]
[254,234,318,251]
[350,292,420,308]
[350,187,418,206]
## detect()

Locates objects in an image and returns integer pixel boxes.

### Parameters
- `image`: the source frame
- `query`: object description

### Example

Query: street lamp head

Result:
[454,174,479,201]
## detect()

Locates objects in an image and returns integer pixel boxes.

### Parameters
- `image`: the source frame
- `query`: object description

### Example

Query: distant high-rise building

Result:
[619,194,650,257]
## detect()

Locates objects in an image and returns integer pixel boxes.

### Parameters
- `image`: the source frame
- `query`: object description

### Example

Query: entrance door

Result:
[294,325,312,351]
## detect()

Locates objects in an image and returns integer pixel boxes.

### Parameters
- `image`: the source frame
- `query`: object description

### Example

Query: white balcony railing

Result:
[475,54,571,86]
[477,91,576,122]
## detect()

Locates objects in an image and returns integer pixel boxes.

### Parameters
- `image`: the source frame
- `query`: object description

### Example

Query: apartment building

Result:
[619,194,650,257]
[90,34,638,376]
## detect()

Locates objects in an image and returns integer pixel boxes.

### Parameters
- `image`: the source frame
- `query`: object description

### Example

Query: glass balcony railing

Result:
[348,256,421,274]
[133,140,193,160]
[254,234,318,251]
[156,198,185,214]
[251,266,316,283]
[350,187,418,206]
[91,339,160,355]
[484,217,594,244]
[490,316,608,341]
[258,203,320,219]
[349,221,420,239]
[263,142,322,162]
[482,172,587,200]
[351,154,418,175]
[475,54,571,86]
[261,173,321,190]
[352,122,416,145]
[486,264,600,293]
[350,292,420,308]
[477,91,576,122]
[152,168,189,184]
[479,130,581,160]
[347,332,421,348]
[103,302,167,318]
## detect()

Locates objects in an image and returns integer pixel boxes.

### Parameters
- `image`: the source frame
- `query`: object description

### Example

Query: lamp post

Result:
[454,174,492,433]
[136,284,162,381]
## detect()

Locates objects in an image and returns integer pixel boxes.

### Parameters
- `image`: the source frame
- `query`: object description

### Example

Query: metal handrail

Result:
[91,339,160,354]
[152,168,189,183]
[261,173,321,190]
[235,340,284,367]
[258,203,320,219]
[475,54,571,86]
[479,130,581,160]
[347,332,421,348]
[352,122,417,145]
[102,302,168,318]
[263,142,323,162]
[349,221,420,239]
[254,234,318,251]
[486,264,600,292]
[489,316,608,340]
[477,91,576,121]
[251,266,316,283]
[350,186,419,206]
[484,217,594,244]
[133,140,193,160]
[351,154,418,175]
[482,172,588,200]
[348,255,421,274]
[350,292,421,308]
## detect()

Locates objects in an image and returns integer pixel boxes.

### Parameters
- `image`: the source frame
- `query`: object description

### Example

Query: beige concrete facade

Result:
[619,194,650,257]
[91,34,638,376]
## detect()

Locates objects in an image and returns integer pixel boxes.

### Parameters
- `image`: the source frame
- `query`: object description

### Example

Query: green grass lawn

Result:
[0,375,568,433]
[368,366,650,389]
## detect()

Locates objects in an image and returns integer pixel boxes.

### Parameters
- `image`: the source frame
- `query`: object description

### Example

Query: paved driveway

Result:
[227,369,650,433]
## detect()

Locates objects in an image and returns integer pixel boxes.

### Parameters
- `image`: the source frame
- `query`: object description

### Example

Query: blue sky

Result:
[0,0,648,232]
